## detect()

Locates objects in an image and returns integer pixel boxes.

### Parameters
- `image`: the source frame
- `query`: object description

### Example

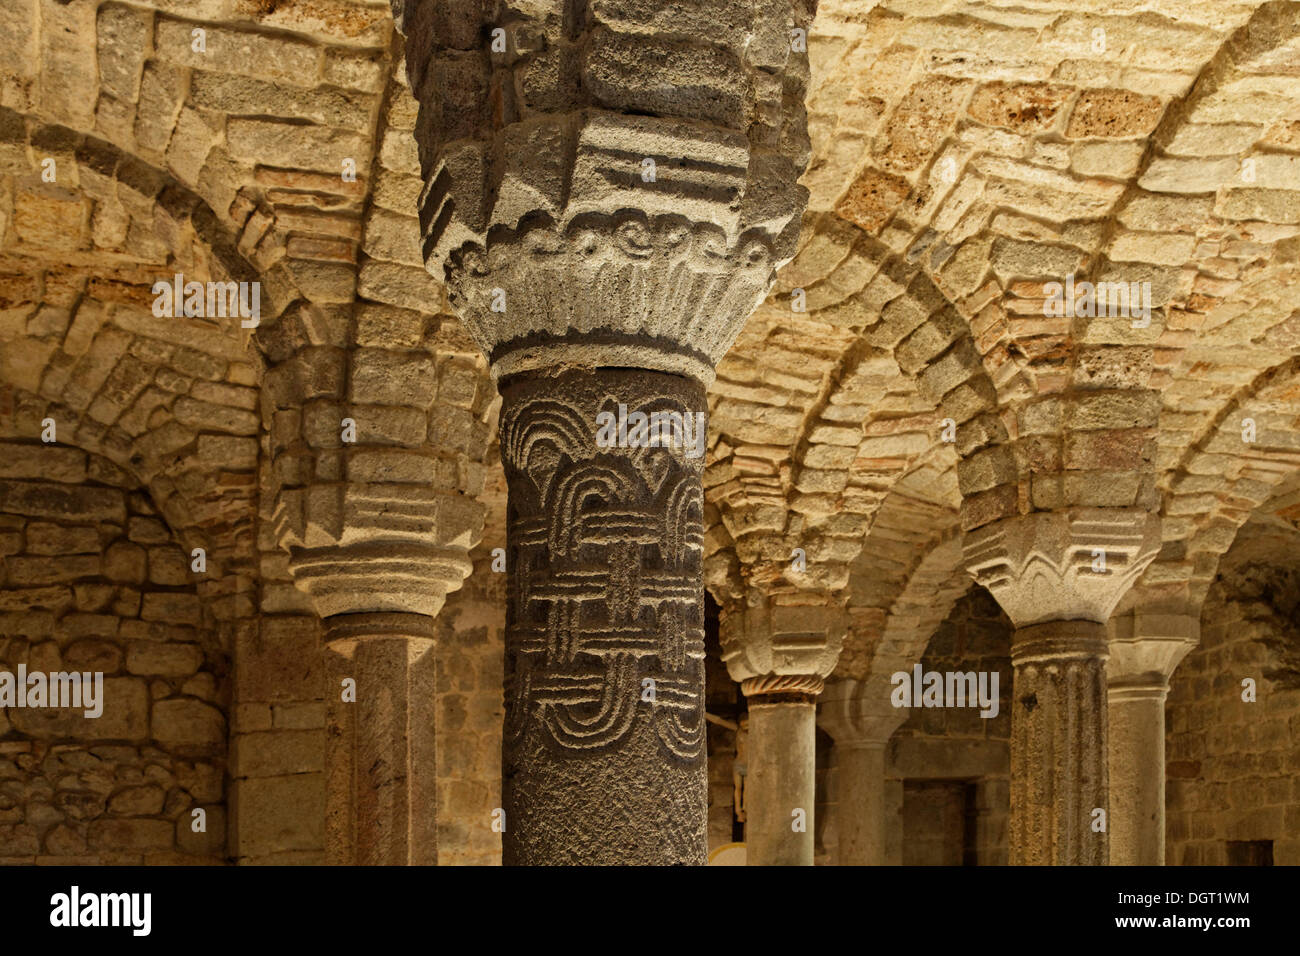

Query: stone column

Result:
[964,509,1160,865]
[498,367,709,864]
[275,489,476,864]
[818,678,904,865]
[323,613,438,866]
[393,0,817,863]
[1107,611,1197,866]
[743,674,822,866]
[722,600,844,865]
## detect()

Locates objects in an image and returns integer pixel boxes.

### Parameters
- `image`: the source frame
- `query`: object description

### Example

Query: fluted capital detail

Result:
[444,208,782,383]
[394,0,818,376]
[963,509,1161,628]
[720,597,845,686]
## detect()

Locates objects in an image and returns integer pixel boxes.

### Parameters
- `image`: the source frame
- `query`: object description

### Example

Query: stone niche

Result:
[0,441,227,864]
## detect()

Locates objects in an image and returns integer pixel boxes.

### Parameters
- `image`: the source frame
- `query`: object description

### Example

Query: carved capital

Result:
[395,1,817,376]
[1107,610,1199,693]
[273,483,480,618]
[963,509,1161,628]
[720,596,845,687]
[444,209,782,383]
[817,677,906,745]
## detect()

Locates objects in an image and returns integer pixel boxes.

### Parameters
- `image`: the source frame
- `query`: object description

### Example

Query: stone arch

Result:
[840,495,969,683]
[0,441,231,864]
[0,113,275,616]
[706,217,996,611]
[1133,355,1300,614]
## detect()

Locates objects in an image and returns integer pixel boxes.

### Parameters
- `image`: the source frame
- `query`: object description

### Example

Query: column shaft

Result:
[835,742,888,865]
[1108,683,1167,865]
[1009,620,1109,865]
[746,695,817,866]
[500,368,707,865]
[324,613,438,866]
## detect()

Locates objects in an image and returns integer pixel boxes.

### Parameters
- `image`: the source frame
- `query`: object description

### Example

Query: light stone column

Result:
[392,0,817,864]
[272,530,473,865]
[744,674,821,866]
[818,678,905,865]
[722,600,845,866]
[964,509,1161,865]
[323,612,438,866]
[1107,611,1198,866]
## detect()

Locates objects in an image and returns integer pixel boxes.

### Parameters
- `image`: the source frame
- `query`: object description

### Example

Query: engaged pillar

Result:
[323,613,438,866]
[275,493,476,865]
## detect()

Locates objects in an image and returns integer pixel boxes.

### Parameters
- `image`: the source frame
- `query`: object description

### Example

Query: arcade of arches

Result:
[0,0,1298,866]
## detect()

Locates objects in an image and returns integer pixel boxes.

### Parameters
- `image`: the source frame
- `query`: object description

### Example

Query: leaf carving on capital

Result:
[963,510,1161,628]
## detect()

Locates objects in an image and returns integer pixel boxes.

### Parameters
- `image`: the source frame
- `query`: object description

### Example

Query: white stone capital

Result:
[963,509,1161,628]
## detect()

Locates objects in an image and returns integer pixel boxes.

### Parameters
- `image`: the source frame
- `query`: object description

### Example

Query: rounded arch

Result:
[0,114,282,610]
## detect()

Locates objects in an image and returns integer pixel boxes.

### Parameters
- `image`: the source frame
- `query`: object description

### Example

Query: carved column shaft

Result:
[323,613,439,866]
[1009,621,1109,866]
[500,369,707,864]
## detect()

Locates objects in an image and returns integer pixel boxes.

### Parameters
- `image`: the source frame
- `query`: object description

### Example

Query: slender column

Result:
[818,677,903,865]
[743,675,822,866]
[720,601,844,866]
[500,368,707,864]
[965,509,1161,866]
[323,613,438,866]
[832,742,888,865]
[1107,681,1166,865]
[1009,620,1109,865]
[1107,611,1197,865]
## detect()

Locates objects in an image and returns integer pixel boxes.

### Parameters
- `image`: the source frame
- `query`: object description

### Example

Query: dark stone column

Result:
[499,368,708,864]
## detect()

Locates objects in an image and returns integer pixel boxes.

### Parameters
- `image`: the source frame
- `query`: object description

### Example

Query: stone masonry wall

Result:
[0,441,226,863]
[1166,550,1300,866]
